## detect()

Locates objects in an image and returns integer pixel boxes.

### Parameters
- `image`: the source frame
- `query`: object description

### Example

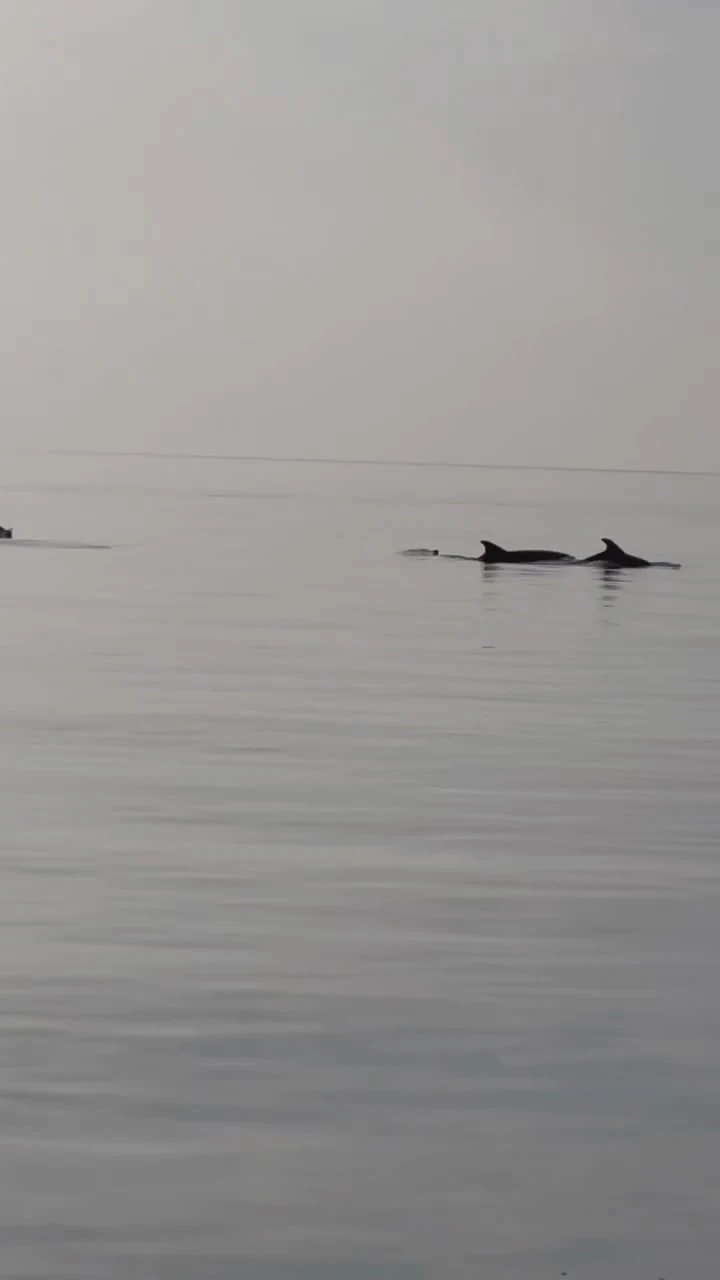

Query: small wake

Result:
[1,539,111,550]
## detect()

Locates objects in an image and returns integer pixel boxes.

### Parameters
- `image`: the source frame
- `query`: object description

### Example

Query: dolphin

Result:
[581,538,680,569]
[477,540,575,564]
[441,540,575,563]
[0,527,13,539]
[400,547,439,556]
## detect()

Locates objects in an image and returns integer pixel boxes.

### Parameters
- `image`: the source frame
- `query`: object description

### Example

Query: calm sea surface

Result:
[1,453,719,1279]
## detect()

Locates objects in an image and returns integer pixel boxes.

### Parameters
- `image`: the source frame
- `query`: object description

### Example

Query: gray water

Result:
[1,453,719,1279]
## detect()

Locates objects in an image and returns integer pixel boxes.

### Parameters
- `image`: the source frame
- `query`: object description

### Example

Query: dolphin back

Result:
[581,538,679,568]
[481,540,575,563]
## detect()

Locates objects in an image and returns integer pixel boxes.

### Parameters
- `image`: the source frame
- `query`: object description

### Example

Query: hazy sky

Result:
[1,1,717,469]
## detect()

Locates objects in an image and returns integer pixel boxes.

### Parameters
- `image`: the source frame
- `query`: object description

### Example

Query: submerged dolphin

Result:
[581,538,680,569]
[400,547,439,556]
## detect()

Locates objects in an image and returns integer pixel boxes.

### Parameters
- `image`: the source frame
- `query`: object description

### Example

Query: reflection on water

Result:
[0,454,718,1280]
[592,562,631,606]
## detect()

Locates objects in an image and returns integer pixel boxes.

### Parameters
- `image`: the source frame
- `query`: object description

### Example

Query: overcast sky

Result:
[0,1,717,469]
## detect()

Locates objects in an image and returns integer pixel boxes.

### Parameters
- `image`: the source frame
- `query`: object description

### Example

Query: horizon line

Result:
[7,448,719,479]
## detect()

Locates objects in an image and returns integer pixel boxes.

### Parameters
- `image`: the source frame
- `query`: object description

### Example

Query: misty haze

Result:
[1,5,719,1279]
[1,1,717,469]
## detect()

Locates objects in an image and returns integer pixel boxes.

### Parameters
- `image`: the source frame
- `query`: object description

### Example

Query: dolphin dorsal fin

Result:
[480,539,507,563]
[602,538,625,554]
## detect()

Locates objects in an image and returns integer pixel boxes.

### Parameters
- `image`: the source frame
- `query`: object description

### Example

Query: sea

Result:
[1,452,718,1280]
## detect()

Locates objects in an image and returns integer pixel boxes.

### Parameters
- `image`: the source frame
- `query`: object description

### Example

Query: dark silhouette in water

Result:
[441,541,574,563]
[478,540,574,564]
[582,538,680,569]
[402,537,681,568]
[0,527,13,539]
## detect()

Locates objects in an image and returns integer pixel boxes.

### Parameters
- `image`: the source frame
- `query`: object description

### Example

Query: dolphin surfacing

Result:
[582,538,680,569]
[479,540,575,564]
